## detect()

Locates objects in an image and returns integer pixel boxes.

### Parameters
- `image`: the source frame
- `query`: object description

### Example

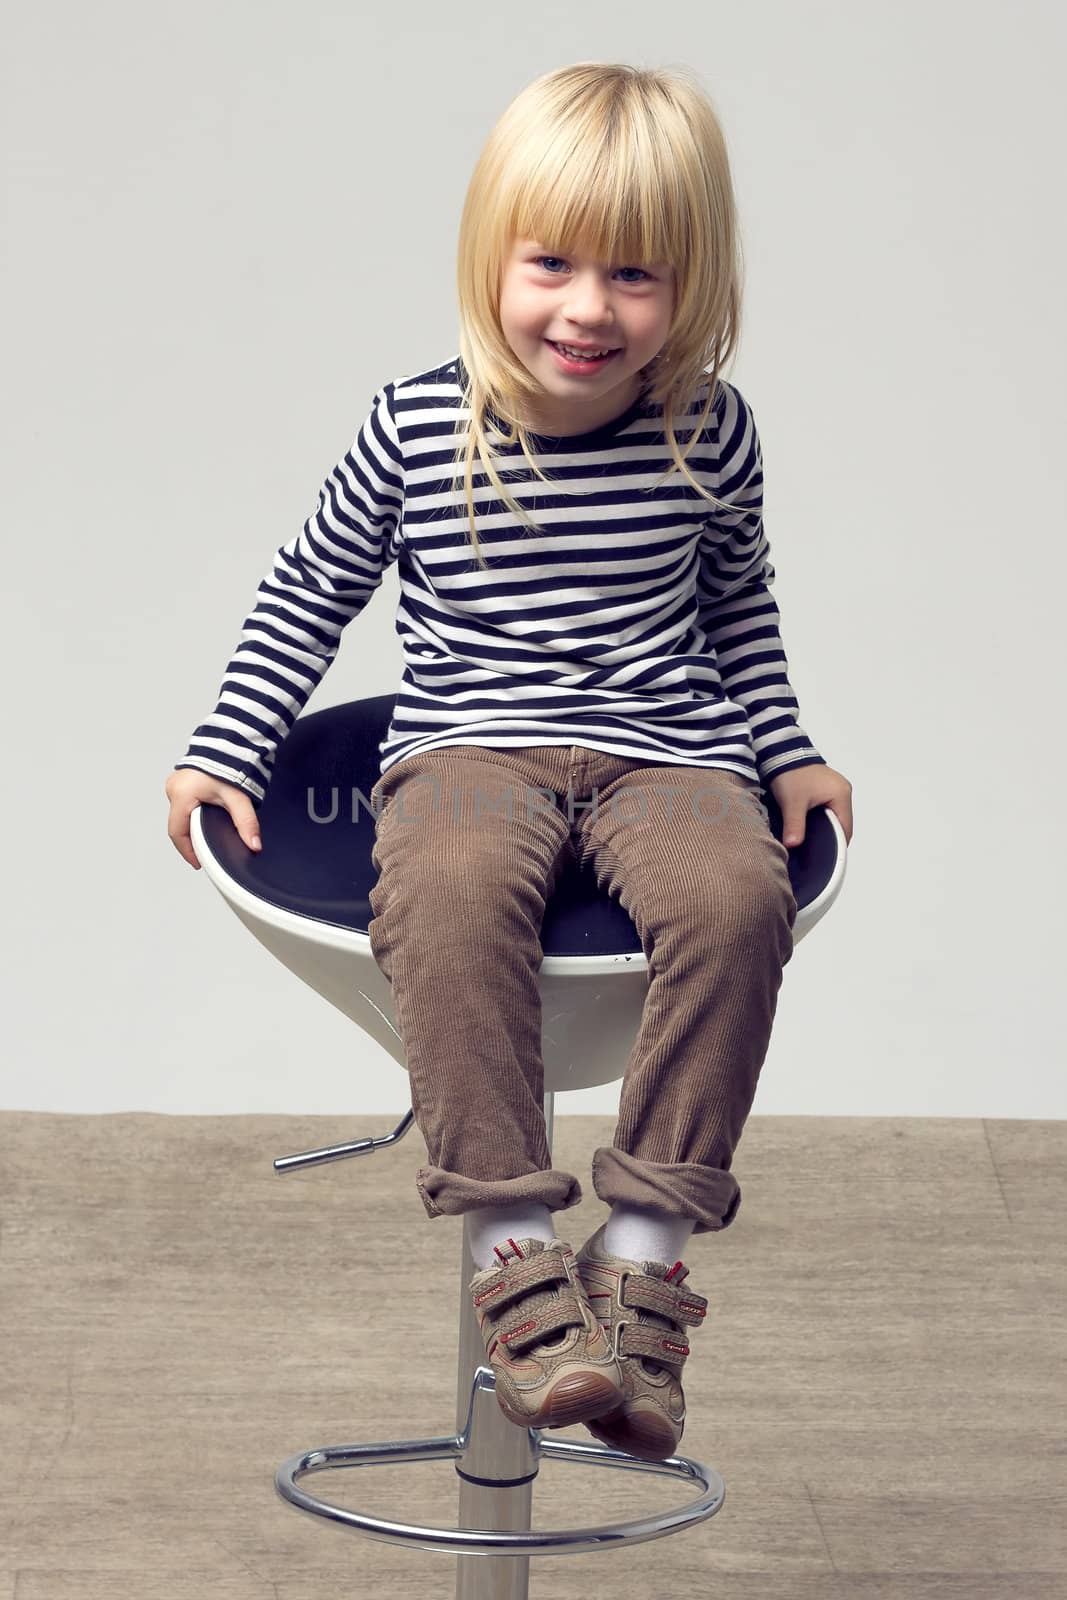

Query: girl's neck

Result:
[510,372,647,438]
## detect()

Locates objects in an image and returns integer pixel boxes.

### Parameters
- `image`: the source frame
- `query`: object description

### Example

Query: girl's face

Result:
[499,236,676,435]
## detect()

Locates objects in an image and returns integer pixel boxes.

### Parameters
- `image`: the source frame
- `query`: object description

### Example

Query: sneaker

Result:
[468,1235,626,1430]
[574,1221,709,1461]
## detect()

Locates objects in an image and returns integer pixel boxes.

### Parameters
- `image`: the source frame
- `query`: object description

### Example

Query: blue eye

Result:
[535,255,649,283]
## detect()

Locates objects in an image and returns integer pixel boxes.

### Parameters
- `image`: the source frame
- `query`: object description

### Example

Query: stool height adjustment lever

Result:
[272,1108,416,1173]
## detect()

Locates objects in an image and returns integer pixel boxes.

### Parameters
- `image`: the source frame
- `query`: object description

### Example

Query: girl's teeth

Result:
[556,344,611,360]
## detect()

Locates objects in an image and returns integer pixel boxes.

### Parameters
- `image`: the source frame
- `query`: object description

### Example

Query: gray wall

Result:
[4,1,1064,1117]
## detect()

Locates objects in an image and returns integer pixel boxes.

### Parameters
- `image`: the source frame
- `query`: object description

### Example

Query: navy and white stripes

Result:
[175,355,825,801]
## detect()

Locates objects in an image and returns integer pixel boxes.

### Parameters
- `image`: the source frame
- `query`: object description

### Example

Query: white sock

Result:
[467,1201,557,1270]
[603,1202,695,1266]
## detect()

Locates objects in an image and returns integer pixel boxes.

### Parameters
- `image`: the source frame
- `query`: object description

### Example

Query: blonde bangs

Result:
[507,103,695,273]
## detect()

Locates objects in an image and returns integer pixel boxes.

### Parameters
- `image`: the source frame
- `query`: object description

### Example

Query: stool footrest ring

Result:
[275,1426,725,1558]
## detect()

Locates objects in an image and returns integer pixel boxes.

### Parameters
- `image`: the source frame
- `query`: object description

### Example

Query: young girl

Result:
[166,61,853,1461]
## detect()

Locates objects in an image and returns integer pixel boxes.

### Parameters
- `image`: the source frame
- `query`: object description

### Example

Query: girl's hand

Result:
[165,769,262,870]
[768,765,853,848]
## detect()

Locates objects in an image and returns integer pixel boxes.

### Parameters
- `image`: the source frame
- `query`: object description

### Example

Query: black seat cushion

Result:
[198,696,838,956]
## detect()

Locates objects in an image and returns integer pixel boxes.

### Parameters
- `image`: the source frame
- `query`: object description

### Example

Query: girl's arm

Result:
[695,382,826,787]
[173,382,405,801]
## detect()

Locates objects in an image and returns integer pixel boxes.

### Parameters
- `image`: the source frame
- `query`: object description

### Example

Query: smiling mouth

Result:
[546,341,622,361]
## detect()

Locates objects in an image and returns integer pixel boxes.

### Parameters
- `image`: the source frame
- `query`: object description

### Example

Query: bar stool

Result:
[189,694,847,1596]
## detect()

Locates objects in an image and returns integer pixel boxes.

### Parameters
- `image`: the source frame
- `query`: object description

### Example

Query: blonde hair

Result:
[452,61,745,568]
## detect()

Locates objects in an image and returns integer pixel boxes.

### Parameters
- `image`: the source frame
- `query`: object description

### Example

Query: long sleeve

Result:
[173,382,404,802]
[695,383,826,785]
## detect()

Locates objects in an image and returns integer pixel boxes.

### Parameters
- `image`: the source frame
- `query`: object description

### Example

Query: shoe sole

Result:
[496,1368,625,1431]
[583,1406,681,1460]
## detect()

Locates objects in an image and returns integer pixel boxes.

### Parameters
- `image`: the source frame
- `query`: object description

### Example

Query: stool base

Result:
[276,1363,725,1560]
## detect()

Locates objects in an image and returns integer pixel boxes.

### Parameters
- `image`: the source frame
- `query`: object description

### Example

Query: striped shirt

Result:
[174,354,826,802]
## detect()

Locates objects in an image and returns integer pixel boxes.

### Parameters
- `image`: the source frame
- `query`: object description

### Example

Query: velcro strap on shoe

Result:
[472,1251,570,1314]
[495,1285,585,1353]
[618,1318,692,1369]
[622,1272,708,1328]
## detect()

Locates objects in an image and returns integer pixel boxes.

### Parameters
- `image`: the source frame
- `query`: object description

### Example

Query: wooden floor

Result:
[1,1111,1064,1598]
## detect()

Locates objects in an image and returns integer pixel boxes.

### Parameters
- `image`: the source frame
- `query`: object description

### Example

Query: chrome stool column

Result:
[273,1093,725,1598]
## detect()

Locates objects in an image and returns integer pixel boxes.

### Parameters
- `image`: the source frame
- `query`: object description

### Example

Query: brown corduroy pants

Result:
[366,743,798,1236]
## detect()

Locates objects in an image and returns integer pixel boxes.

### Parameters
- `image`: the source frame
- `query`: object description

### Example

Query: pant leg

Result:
[573,759,798,1235]
[367,744,584,1222]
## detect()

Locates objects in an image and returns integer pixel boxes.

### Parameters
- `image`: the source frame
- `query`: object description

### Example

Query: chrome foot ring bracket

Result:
[276,1429,725,1558]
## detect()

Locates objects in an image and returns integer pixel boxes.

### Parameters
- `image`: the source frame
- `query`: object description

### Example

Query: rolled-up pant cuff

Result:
[591,1147,741,1234]
[415,1165,583,1220]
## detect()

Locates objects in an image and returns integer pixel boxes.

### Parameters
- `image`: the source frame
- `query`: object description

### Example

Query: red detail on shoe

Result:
[491,1236,528,1265]
[665,1261,686,1281]
[487,1338,498,1358]
[500,1319,536,1344]
[680,1300,706,1318]
[474,1280,508,1306]
[663,1339,690,1356]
